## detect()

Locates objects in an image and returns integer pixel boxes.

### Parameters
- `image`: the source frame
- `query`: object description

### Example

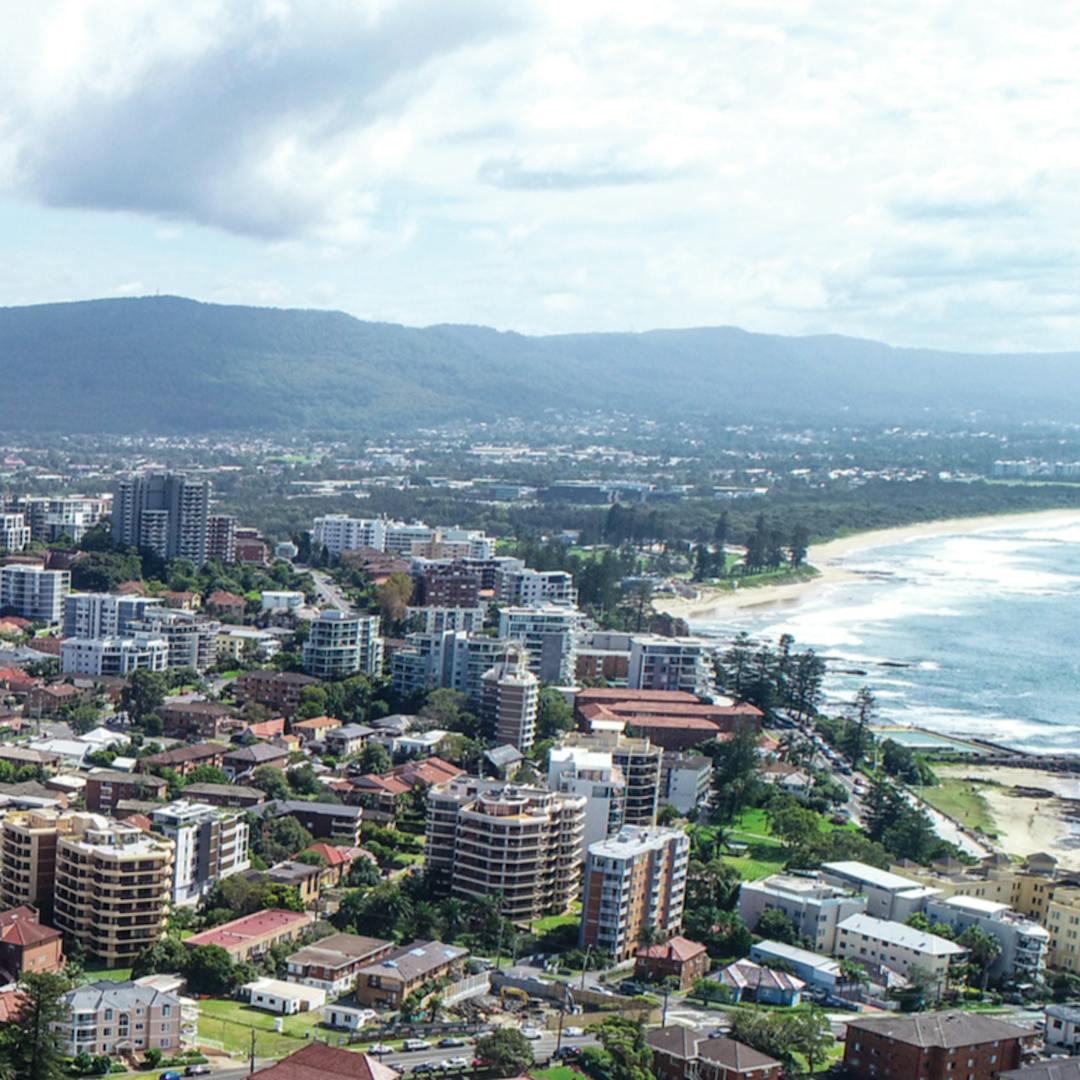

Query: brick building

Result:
[634,935,709,990]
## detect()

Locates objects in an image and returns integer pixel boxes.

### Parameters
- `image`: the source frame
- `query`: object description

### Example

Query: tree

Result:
[766,800,820,856]
[789,524,810,568]
[348,856,382,888]
[786,1008,835,1073]
[184,945,239,996]
[121,668,168,724]
[258,816,314,864]
[250,765,291,799]
[848,686,877,765]
[185,763,230,786]
[143,1048,163,1069]
[703,726,761,823]
[420,689,480,738]
[474,1028,534,1076]
[959,925,1003,993]
[377,571,414,630]
[0,971,70,1080]
[537,687,575,740]
[132,936,189,980]
[357,742,392,774]
[593,1016,653,1080]
[755,908,799,945]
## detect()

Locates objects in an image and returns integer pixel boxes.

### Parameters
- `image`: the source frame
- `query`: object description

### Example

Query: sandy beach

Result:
[936,764,1080,869]
[655,507,1080,623]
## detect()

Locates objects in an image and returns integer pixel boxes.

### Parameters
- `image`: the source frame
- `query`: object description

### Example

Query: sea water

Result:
[693,520,1080,754]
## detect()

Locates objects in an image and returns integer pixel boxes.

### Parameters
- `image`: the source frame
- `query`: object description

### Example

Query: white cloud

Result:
[1,1,1080,348]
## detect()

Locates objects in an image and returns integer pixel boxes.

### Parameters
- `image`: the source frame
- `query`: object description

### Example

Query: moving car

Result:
[403,1039,432,1051]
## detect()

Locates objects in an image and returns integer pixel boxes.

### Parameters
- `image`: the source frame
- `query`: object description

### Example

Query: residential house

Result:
[325,723,374,758]
[180,782,266,808]
[261,861,323,907]
[635,936,710,990]
[262,800,363,845]
[716,959,804,1006]
[84,770,168,813]
[143,742,226,777]
[749,941,842,994]
[250,1042,399,1080]
[207,590,246,622]
[646,1025,783,1080]
[0,905,64,981]
[1044,1003,1080,1054]
[292,715,343,743]
[242,977,326,1015]
[223,742,291,778]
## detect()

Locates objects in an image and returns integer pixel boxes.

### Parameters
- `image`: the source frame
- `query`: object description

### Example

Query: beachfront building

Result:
[821,861,940,922]
[738,873,867,953]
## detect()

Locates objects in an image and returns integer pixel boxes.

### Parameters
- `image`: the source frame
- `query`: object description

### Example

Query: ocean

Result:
[692,519,1080,755]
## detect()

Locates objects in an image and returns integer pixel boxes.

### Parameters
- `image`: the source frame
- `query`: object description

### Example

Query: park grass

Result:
[531,1068,581,1080]
[81,964,134,983]
[198,998,325,1057]
[914,778,998,836]
[533,907,581,935]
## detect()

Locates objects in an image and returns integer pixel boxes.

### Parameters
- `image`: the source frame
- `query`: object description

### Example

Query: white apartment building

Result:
[260,590,305,613]
[627,635,713,696]
[383,521,436,555]
[924,894,1050,983]
[498,605,583,683]
[21,496,106,543]
[739,873,868,953]
[405,606,486,635]
[580,826,691,960]
[497,568,578,607]
[129,609,220,672]
[547,745,626,850]
[64,593,164,639]
[0,564,71,623]
[821,861,940,922]
[303,610,383,679]
[0,512,31,552]
[151,800,250,907]
[834,913,967,991]
[61,635,169,677]
[661,752,713,815]
[312,515,387,555]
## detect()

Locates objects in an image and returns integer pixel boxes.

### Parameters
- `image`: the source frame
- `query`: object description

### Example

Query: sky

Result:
[1,1,1079,351]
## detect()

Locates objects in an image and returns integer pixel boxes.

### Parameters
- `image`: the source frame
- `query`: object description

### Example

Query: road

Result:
[309,569,353,612]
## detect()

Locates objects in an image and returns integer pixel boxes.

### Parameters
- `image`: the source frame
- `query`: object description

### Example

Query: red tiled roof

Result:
[637,935,707,963]
[305,843,353,868]
[209,590,246,605]
[184,909,310,950]
[396,756,463,787]
[356,774,411,795]
[576,688,700,704]
[0,988,28,1024]
[293,715,341,731]
[254,1042,398,1080]
[0,906,63,947]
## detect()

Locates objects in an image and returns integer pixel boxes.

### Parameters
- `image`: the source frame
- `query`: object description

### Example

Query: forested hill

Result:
[1,295,1079,433]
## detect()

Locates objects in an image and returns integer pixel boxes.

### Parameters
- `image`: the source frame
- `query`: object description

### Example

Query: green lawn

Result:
[81,964,134,983]
[531,1068,580,1080]
[914,779,998,836]
[198,998,326,1058]
[533,908,581,935]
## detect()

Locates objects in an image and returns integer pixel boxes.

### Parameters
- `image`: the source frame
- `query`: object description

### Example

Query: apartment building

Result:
[426,779,586,922]
[392,629,524,705]
[127,608,220,671]
[55,980,190,1059]
[53,815,174,965]
[160,699,236,740]
[821,861,940,922]
[497,605,582,683]
[84,770,169,813]
[207,513,237,564]
[150,800,250,907]
[232,670,320,717]
[405,605,486,635]
[415,562,481,607]
[312,515,388,555]
[0,564,70,622]
[497,567,578,607]
[63,593,164,638]
[353,940,469,1011]
[0,512,31,552]
[627,635,713,696]
[0,808,66,913]
[112,472,210,564]
[1045,883,1080,974]
[61,634,169,677]
[739,872,868,953]
[260,801,363,845]
[647,1025,783,1080]
[21,496,106,543]
[481,650,539,752]
[834,914,967,993]
[925,894,1049,983]
[843,1012,1034,1080]
[557,730,662,825]
[285,933,394,996]
[184,909,314,962]
[580,825,691,961]
[261,590,305,614]
[303,610,383,679]
[661,752,713,815]
[547,744,626,850]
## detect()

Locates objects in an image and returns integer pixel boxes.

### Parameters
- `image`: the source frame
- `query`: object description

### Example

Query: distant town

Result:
[0,427,1076,1080]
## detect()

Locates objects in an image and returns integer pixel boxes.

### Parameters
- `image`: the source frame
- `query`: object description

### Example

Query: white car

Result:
[444,1058,470,1069]
[564,1026,584,1037]
[403,1039,432,1052]
[521,1028,543,1041]
[369,1044,395,1055]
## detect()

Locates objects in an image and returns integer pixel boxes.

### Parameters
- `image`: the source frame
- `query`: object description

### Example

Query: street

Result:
[309,568,353,612]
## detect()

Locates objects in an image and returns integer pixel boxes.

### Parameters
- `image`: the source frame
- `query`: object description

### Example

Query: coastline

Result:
[655,507,1080,623]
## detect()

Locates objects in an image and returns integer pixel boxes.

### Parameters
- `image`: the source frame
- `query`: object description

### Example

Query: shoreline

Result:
[655,507,1080,623]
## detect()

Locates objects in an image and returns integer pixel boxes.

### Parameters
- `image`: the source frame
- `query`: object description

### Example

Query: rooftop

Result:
[356,940,467,984]
[252,1043,398,1080]
[846,1010,1037,1048]
[184,909,312,950]
[837,914,966,956]
[823,860,925,892]
[288,933,392,968]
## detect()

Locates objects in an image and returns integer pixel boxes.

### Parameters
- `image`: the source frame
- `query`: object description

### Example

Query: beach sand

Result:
[655,507,1080,623]
[936,764,1080,869]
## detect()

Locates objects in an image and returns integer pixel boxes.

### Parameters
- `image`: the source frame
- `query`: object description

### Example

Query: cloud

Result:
[2,1,1080,350]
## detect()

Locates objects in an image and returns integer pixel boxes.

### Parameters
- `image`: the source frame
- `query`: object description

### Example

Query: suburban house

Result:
[325,723,374,758]
[251,1042,399,1080]
[242,977,326,1016]
[352,941,469,1011]
[716,959,804,1006]
[142,742,226,777]
[292,715,343,743]
[0,905,64,981]
[646,1024,784,1080]
[286,933,395,996]
[222,742,291,778]
[634,936,710,990]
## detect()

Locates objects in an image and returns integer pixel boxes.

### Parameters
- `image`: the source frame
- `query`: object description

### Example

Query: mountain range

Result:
[0,295,1076,433]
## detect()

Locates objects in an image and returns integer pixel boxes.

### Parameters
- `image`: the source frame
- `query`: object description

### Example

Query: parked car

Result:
[185,1069,212,1078]
[403,1039,432,1052]
[160,1073,182,1080]
[564,1026,584,1037]
[369,1043,395,1055]
[445,1057,471,1069]
[438,1037,469,1048]
[555,1046,582,1059]
[521,1027,543,1040]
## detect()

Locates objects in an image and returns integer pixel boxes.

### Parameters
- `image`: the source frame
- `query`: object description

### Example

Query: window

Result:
[162,1004,172,1017]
